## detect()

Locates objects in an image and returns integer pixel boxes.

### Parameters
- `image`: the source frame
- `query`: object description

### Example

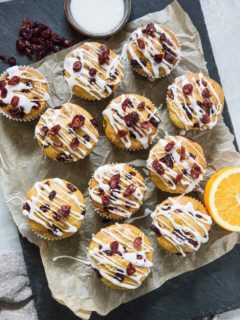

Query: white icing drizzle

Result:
[147,135,206,193]
[103,94,160,149]
[0,66,50,114]
[53,255,91,265]
[127,23,181,80]
[64,42,123,100]
[168,73,223,129]
[151,198,212,257]
[88,223,153,289]
[35,104,99,161]
[89,163,147,218]
[23,178,85,237]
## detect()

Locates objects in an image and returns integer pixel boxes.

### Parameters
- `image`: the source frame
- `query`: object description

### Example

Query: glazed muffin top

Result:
[88,163,147,220]
[88,223,153,290]
[147,135,206,194]
[102,94,160,150]
[151,196,212,256]
[23,178,86,240]
[167,73,225,130]
[63,42,124,101]
[127,23,181,80]
[0,65,49,121]
[35,103,99,162]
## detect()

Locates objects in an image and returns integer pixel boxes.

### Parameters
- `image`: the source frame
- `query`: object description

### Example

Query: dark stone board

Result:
[0,0,239,319]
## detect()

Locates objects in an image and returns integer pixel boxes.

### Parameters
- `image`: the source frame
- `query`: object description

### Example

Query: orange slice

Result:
[204,166,240,232]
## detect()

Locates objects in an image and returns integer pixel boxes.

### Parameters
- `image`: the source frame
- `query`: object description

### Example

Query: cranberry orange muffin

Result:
[147,135,206,194]
[127,23,181,80]
[167,73,225,130]
[0,65,49,121]
[88,163,147,220]
[23,178,86,240]
[103,94,160,151]
[88,223,153,290]
[35,103,99,162]
[64,42,124,101]
[151,196,212,256]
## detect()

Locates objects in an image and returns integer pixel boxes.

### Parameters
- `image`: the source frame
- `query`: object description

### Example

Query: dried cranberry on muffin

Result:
[0,65,49,121]
[88,223,153,290]
[127,23,181,80]
[167,73,225,130]
[64,42,124,101]
[103,94,160,151]
[147,135,206,194]
[88,163,147,220]
[151,196,212,256]
[35,103,99,162]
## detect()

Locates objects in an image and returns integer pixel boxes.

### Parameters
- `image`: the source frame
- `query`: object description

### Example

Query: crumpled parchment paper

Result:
[1,1,240,319]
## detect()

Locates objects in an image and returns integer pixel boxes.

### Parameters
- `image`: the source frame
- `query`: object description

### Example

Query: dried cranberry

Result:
[137,102,145,110]
[110,241,119,253]
[53,141,63,148]
[90,118,98,128]
[83,134,90,142]
[73,61,82,72]
[167,89,174,100]
[126,263,136,276]
[142,23,156,36]
[101,194,110,207]
[109,174,121,189]
[56,153,72,162]
[123,184,136,197]
[0,81,5,90]
[179,146,186,161]
[154,54,163,63]
[40,204,50,212]
[164,52,174,63]
[202,88,211,98]
[41,27,52,39]
[115,272,124,282]
[57,205,71,218]
[160,33,173,46]
[8,76,20,86]
[70,137,80,150]
[98,45,110,65]
[71,115,85,129]
[190,163,201,179]
[53,45,61,53]
[151,224,161,236]
[23,202,30,212]
[174,173,183,184]
[49,190,56,200]
[122,98,132,112]
[0,55,16,66]
[165,141,175,152]
[149,117,159,128]
[152,159,164,175]
[182,84,193,95]
[49,124,61,135]
[160,154,174,169]
[1,87,7,99]
[51,33,62,43]
[89,68,97,77]
[40,126,49,137]
[117,130,127,138]
[9,107,25,119]
[141,120,150,129]
[201,100,213,111]
[103,250,113,256]
[133,237,142,248]
[124,112,139,127]
[201,114,210,124]
[67,183,77,193]
[11,96,19,108]
[137,38,145,49]
[62,38,75,47]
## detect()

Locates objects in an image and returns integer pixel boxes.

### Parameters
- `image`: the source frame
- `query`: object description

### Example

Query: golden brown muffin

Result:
[127,23,181,80]
[167,72,225,130]
[63,42,124,101]
[88,223,153,290]
[147,135,206,194]
[35,103,99,162]
[88,163,147,220]
[151,196,212,256]
[102,94,160,151]
[23,178,86,240]
[0,65,49,121]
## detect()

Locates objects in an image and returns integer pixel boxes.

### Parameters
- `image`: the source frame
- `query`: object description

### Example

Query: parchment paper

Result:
[1,1,240,319]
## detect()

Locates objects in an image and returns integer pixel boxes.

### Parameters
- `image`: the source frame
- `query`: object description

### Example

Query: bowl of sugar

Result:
[64,0,131,38]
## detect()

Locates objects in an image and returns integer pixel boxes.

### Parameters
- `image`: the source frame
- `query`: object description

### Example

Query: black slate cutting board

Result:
[0,0,239,319]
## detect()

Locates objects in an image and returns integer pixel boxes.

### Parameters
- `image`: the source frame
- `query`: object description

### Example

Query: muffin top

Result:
[35,103,99,162]
[151,196,212,256]
[167,73,225,130]
[103,94,160,150]
[0,65,49,121]
[23,178,86,240]
[127,23,181,79]
[147,135,206,194]
[88,163,147,220]
[88,223,153,290]
[64,42,124,100]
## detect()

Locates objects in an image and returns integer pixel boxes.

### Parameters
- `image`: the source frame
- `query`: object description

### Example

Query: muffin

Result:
[103,94,160,151]
[127,23,181,80]
[22,178,86,240]
[167,72,225,130]
[88,223,153,290]
[64,42,124,101]
[147,135,206,194]
[151,196,212,256]
[88,163,147,220]
[0,65,49,121]
[35,103,99,162]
